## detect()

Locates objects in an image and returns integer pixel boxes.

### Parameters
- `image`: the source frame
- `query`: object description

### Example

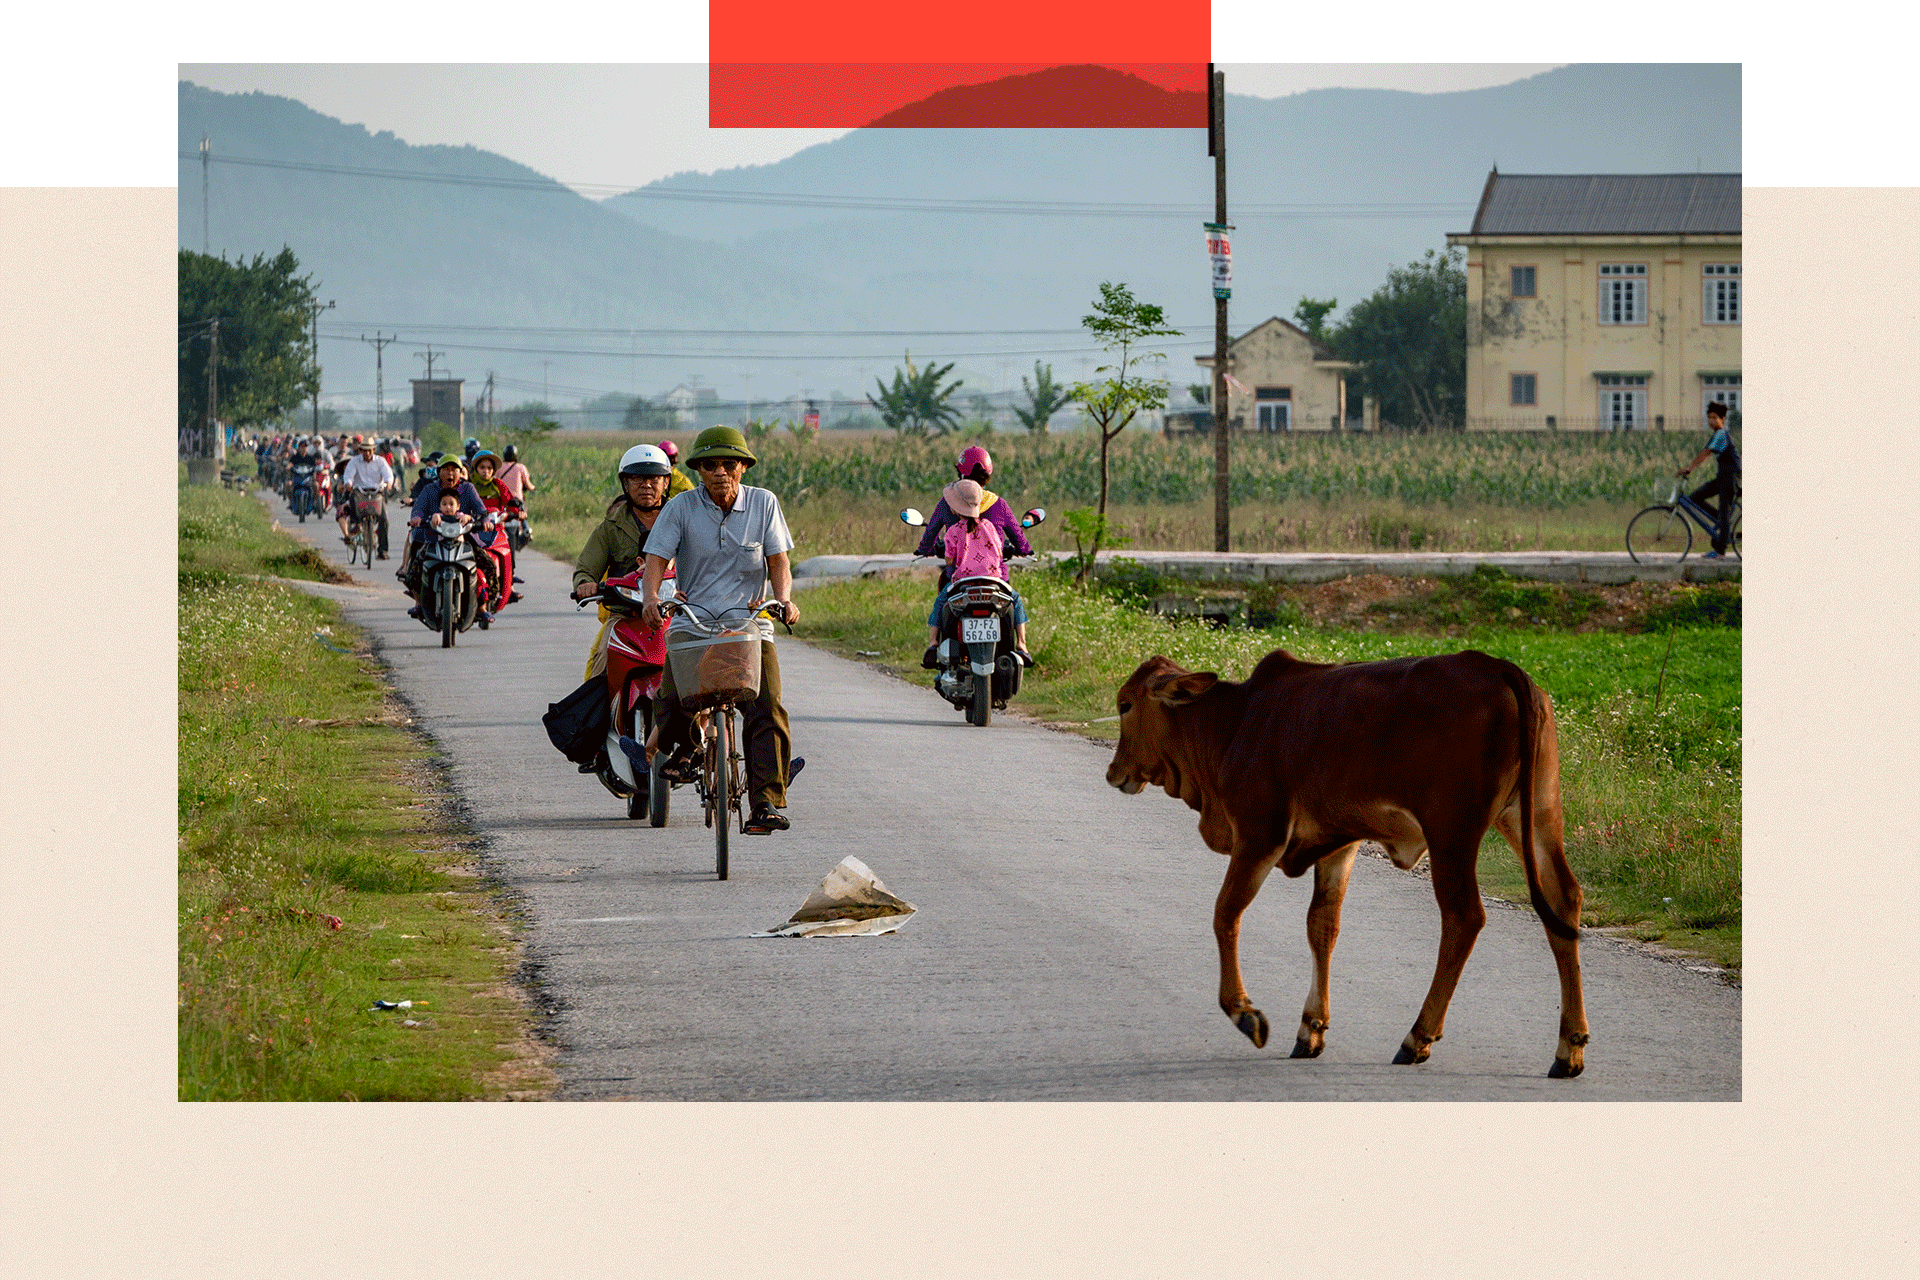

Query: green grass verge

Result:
[799,565,1740,972]
[179,484,551,1100]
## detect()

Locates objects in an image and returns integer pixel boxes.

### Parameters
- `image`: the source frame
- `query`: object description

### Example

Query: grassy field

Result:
[179,483,551,1100]
[495,429,1693,564]
[799,564,1741,971]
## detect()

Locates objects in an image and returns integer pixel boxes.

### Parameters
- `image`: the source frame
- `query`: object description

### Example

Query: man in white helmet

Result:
[572,444,676,678]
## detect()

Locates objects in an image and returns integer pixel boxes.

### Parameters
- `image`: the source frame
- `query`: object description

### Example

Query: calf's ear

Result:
[1150,671,1219,706]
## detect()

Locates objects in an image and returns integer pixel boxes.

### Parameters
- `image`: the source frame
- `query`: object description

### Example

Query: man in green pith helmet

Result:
[640,426,804,834]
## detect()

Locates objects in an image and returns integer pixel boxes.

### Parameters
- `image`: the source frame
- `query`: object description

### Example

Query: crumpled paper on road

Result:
[750,856,917,937]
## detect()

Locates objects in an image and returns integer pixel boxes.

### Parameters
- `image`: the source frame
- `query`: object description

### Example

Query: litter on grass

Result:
[751,856,917,937]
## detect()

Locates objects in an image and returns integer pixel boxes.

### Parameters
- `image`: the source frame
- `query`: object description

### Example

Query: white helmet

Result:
[618,444,673,478]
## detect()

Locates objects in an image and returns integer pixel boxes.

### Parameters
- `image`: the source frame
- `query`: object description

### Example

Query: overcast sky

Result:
[176,63,1566,196]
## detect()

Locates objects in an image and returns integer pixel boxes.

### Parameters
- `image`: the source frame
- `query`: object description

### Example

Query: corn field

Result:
[512,429,1693,516]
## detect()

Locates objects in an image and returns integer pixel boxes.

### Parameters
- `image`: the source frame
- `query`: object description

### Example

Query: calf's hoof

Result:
[1291,1017,1328,1058]
[1392,1031,1437,1065]
[1547,1057,1584,1079]
[1232,1009,1270,1048]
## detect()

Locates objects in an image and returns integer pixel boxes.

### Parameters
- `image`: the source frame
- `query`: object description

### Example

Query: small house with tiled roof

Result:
[1186,315,1362,435]
[1447,170,1741,431]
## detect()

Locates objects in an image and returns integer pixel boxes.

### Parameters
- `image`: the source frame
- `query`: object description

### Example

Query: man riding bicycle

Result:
[639,426,802,835]
[336,437,396,558]
[1678,401,1741,560]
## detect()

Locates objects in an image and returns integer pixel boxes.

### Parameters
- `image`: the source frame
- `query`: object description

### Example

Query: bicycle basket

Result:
[666,628,762,711]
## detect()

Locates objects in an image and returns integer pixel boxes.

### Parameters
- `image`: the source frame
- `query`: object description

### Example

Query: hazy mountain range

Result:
[177,65,1739,421]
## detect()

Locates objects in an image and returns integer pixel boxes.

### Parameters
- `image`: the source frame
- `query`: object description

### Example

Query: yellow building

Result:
[1189,316,1363,434]
[1448,171,1740,432]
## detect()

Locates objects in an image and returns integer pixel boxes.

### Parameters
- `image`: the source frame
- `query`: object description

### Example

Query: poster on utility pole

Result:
[1205,223,1232,299]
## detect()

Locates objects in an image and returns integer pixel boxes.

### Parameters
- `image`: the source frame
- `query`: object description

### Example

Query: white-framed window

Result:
[1701,373,1741,424]
[1597,263,1648,325]
[1598,374,1648,431]
[1703,263,1741,325]
[1510,373,1537,406]
[1255,386,1290,433]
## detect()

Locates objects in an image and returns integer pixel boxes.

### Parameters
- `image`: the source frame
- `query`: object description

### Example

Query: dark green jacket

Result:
[572,501,658,591]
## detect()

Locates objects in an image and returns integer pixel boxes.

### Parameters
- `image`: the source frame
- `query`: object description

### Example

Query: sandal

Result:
[656,752,700,784]
[744,804,789,834]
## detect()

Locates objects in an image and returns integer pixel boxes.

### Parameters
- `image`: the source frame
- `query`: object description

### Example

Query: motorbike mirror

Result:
[1021,507,1048,529]
[900,508,926,527]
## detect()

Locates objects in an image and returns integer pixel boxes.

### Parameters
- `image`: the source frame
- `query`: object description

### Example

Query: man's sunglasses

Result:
[695,459,744,472]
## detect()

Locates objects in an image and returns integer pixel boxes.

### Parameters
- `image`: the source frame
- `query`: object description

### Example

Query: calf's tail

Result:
[1497,660,1579,942]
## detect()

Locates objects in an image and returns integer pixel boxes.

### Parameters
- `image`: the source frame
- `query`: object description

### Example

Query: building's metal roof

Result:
[1467,172,1741,235]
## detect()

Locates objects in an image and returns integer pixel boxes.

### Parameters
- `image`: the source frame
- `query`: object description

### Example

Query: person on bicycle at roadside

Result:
[403,456,494,619]
[914,444,1034,669]
[658,438,696,499]
[336,437,396,559]
[639,426,802,835]
[572,444,676,678]
[1678,401,1741,559]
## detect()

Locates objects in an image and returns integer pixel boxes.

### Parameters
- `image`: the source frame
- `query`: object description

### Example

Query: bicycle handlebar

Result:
[660,597,794,634]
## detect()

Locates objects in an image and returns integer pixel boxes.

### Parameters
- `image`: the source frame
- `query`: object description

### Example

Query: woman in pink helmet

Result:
[913,444,1034,667]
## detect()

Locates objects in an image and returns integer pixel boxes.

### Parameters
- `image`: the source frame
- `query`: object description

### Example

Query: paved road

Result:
[259,488,1740,1100]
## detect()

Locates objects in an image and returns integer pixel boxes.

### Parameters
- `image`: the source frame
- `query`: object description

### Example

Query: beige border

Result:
[3,176,1914,1274]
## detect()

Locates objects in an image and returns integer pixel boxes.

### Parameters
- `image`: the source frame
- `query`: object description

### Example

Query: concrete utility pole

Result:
[200,135,210,254]
[542,360,551,405]
[307,298,336,440]
[362,331,396,434]
[1209,67,1231,553]
[484,370,495,432]
[206,318,220,463]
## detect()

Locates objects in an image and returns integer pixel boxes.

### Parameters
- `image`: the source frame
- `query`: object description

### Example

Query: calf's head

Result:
[1107,655,1220,795]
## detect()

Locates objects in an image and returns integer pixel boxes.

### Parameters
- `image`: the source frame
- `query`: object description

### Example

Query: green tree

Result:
[1186,382,1211,406]
[1326,248,1466,432]
[178,248,320,435]
[498,401,557,434]
[420,419,461,457]
[623,395,678,434]
[1292,296,1338,343]
[1068,282,1180,583]
[872,350,964,437]
[1013,360,1073,435]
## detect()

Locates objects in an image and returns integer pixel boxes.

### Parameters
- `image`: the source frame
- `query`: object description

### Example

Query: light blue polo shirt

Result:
[645,482,794,639]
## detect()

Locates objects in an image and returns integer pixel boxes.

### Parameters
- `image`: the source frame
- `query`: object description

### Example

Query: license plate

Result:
[959,616,1001,644]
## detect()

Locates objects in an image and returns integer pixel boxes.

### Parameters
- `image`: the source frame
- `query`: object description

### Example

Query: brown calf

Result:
[1106,648,1589,1078]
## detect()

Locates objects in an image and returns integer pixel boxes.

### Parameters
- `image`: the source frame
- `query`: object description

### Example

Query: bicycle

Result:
[1626,480,1741,564]
[658,598,793,880]
[348,486,383,566]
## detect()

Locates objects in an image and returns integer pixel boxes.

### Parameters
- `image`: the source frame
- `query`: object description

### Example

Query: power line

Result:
[317,332,1212,362]
[319,320,1144,338]
[177,151,1472,219]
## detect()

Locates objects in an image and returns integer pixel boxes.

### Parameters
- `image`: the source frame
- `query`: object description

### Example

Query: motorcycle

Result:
[506,512,532,554]
[575,569,678,821]
[901,505,1046,727]
[412,515,490,647]
[287,459,318,522]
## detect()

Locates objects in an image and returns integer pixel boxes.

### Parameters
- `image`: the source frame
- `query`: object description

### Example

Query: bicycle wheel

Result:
[712,710,731,880]
[359,514,376,567]
[1626,505,1692,563]
[1729,508,1742,559]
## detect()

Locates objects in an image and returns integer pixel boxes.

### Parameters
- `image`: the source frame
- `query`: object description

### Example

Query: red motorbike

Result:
[578,568,677,822]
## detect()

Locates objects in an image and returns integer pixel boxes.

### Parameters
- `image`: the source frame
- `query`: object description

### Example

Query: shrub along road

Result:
[262,488,1738,1100]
